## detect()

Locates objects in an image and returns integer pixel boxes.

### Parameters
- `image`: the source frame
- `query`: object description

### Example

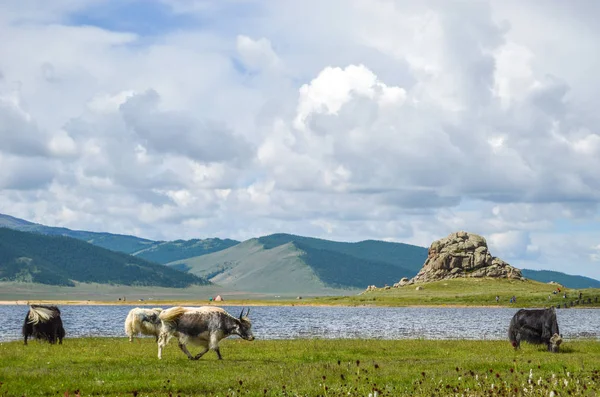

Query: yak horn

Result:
[239,308,250,320]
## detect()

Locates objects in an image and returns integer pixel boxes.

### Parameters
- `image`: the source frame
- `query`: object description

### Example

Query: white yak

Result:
[124,307,163,342]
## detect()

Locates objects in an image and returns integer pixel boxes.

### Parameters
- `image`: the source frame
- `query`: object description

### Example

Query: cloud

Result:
[119,89,254,164]
[488,230,540,260]
[0,0,600,280]
[236,35,282,73]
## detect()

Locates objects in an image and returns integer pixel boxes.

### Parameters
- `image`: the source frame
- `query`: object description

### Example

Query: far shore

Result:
[2,299,597,309]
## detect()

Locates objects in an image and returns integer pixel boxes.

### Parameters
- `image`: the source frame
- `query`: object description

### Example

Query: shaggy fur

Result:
[22,305,65,345]
[124,307,163,342]
[508,307,562,352]
[157,306,254,360]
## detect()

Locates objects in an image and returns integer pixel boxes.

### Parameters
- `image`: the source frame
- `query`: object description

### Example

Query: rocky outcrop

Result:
[406,231,524,285]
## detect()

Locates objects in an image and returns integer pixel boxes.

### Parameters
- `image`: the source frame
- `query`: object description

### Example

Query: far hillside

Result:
[0,213,239,262]
[133,238,239,264]
[166,234,422,293]
[258,233,427,276]
[0,213,155,254]
[3,213,599,292]
[0,228,209,288]
[521,269,600,289]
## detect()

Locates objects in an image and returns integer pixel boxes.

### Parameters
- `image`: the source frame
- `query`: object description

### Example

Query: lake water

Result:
[1,305,598,343]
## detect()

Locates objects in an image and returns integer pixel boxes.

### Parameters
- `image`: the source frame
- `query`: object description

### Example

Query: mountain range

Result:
[1,213,599,292]
[0,228,209,287]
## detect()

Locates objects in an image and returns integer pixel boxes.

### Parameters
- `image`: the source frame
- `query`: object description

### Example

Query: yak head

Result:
[234,308,255,341]
[549,333,562,353]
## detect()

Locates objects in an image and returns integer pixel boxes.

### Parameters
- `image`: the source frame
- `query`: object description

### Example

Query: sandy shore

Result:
[0,299,522,308]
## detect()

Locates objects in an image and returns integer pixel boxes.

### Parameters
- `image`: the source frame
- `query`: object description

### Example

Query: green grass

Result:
[306,278,600,308]
[1,279,599,309]
[0,338,598,396]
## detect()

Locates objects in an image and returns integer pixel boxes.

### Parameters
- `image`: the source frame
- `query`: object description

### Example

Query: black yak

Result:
[22,305,65,345]
[157,306,254,360]
[508,307,562,352]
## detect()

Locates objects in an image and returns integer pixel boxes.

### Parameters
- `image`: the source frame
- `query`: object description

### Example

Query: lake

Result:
[1,305,598,343]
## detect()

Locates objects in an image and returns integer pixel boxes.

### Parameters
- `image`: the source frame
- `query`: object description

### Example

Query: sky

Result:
[1,0,599,280]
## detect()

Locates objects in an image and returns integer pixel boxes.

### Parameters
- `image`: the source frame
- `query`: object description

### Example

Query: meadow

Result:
[2,279,599,310]
[308,279,600,308]
[0,337,598,396]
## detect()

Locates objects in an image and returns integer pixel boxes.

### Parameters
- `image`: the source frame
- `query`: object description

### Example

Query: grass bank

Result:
[310,279,600,308]
[0,338,598,396]
[1,279,599,309]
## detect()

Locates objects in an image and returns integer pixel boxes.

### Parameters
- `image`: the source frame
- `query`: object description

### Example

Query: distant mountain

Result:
[0,213,240,263]
[3,213,600,293]
[0,228,209,287]
[258,233,427,275]
[521,269,600,289]
[133,238,240,264]
[166,234,423,293]
[0,213,155,254]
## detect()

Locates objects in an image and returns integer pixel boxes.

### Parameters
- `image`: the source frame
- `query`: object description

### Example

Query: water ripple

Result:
[1,305,598,342]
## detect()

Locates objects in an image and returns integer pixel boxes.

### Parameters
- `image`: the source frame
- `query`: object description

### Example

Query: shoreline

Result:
[1,300,597,309]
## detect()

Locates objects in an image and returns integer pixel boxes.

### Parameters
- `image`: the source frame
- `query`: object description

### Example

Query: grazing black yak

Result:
[22,305,65,345]
[508,307,562,352]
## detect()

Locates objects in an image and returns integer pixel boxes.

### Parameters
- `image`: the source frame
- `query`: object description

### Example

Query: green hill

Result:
[258,233,426,275]
[0,213,155,254]
[133,238,239,264]
[521,269,600,289]
[166,234,421,293]
[167,239,332,294]
[3,214,599,294]
[0,228,209,287]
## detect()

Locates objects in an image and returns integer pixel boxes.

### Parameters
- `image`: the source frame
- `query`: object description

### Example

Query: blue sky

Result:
[0,0,599,279]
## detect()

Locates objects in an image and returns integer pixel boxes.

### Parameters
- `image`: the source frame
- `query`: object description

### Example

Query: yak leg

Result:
[177,342,196,360]
[23,335,28,346]
[209,334,223,360]
[157,331,171,359]
[193,347,209,360]
[192,340,209,360]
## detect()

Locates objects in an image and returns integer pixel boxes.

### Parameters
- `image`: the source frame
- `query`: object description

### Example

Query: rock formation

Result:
[406,231,524,285]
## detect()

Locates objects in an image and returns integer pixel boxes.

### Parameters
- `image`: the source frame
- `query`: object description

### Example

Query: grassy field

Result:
[308,279,600,308]
[0,282,355,304]
[0,338,598,396]
[1,279,599,310]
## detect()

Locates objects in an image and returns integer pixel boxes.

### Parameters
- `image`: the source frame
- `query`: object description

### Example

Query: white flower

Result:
[549,391,555,397]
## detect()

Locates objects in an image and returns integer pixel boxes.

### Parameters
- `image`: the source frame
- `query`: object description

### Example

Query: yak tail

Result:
[158,306,187,323]
[27,306,57,325]
[151,308,163,313]
[124,310,136,336]
[508,315,518,345]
